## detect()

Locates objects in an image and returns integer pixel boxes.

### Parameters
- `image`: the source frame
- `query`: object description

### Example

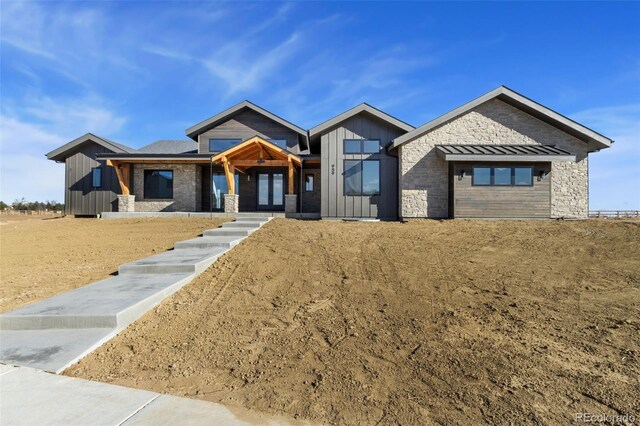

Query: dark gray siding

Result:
[452,162,551,218]
[65,143,120,215]
[320,113,404,219]
[301,165,321,213]
[198,109,303,155]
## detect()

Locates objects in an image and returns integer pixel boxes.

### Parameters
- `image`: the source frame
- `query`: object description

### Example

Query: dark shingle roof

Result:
[137,140,198,154]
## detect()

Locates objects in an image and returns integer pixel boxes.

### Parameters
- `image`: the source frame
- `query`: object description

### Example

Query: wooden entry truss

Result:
[210,136,302,195]
[106,160,132,195]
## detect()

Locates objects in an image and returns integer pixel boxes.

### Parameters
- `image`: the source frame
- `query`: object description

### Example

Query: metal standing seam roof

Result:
[435,144,577,162]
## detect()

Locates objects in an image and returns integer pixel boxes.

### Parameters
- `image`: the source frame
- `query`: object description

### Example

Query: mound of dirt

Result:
[66,219,640,424]
[0,217,228,312]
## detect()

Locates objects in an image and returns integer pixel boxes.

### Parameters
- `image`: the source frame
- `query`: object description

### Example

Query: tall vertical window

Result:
[209,139,241,151]
[91,167,102,188]
[144,170,174,199]
[305,174,314,192]
[344,160,380,196]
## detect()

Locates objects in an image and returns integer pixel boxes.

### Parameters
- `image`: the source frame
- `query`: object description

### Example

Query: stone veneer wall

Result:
[132,163,198,212]
[399,99,589,219]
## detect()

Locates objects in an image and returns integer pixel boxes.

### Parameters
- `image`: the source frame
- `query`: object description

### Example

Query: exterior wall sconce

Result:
[538,170,546,181]
[458,169,466,181]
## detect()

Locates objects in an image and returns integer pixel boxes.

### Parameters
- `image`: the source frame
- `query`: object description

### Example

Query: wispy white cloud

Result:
[0,97,127,202]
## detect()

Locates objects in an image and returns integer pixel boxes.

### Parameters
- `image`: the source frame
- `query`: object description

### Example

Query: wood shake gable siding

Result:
[65,143,120,215]
[197,109,303,155]
[320,113,404,220]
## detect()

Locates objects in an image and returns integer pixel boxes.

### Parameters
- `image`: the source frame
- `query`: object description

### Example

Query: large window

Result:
[209,138,241,152]
[344,139,381,154]
[472,166,533,187]
[144,170,174,199]
[91,167,102,188]
[344,160,380,196]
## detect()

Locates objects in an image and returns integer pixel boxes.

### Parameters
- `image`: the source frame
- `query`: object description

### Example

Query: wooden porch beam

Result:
[230,160,289,167]
[222,156,235,195]
[106,160,130,195]
[288,155,294,195]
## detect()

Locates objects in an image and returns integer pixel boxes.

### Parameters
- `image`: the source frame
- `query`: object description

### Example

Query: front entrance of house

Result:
[257,172,285,211]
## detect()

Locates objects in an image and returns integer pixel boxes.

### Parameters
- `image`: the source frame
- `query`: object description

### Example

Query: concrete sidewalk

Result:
[0,364,296,425]
[0,217,271,372]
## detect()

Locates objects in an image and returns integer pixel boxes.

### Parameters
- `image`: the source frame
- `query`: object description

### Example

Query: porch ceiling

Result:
[210,136,301,195]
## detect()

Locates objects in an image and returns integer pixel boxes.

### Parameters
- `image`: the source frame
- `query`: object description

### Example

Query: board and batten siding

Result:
[452,162,551,218]
[320,113,404,220]
[197,109,303,155]
[65,143,120,215]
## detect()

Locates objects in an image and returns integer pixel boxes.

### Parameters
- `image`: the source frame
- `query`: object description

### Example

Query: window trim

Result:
[143,169,174,200]
[304,174,314,192]
[208,138,241,152]
[471,166,535,187]
[343,159,381,196]
[91,167,102,188]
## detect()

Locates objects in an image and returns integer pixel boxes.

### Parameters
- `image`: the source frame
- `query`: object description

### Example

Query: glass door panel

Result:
[258,174,270,206]
[272,173,284,206]
[212,173,238,211]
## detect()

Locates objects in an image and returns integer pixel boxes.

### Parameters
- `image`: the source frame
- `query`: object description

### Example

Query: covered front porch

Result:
[102,137,314,215]
[209,137,302,214]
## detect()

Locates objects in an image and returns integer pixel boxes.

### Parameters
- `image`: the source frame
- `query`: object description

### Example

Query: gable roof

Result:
[389,86,613,152]
[137,140,197,154]
[185,100,308,144]
[309,103,415,139]
[46,133,135,162]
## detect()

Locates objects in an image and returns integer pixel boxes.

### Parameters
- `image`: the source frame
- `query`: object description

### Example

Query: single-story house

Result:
[46,86,612,219]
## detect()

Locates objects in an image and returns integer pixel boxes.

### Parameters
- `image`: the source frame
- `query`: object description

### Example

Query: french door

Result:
[257,173,284,210]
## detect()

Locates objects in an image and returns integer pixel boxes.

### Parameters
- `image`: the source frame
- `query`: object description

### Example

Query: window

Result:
[472,166,534,187]
[91,167,102,188]
[305,174,314,192]
[209,138,240,152]
[344,139,361,154]
[514,167,533,186]
[472,167,491,186]
[268,139,288,150]
[362,160,380,195]
[494,167,511,186]
[343,139,381,154]
[144,170,173,199]
[363,140,381,153]
[344,160,380,196]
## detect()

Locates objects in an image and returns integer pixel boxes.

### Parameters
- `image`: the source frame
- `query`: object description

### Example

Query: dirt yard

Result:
[0,216,228,312]
[65,219,639,424]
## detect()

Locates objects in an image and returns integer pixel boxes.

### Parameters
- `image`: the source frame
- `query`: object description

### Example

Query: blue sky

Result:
[1,1,639,209]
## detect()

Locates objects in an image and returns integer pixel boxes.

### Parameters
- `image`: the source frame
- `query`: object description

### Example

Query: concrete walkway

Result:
[0,364,295,425]
[0,217,270,373]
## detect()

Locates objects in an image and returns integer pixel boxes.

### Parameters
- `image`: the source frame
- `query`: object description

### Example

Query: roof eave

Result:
[46,133,133,161]
[309,103,414,139]
[388,86,613,152]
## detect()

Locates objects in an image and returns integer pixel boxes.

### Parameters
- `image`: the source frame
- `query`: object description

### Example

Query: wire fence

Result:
[0,210,64,216]
[589,210,640,219]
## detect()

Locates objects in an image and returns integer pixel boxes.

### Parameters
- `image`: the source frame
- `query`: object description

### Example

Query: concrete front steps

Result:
[0,217,272,373]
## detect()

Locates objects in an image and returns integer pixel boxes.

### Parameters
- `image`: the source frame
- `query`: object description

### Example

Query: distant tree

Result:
[0,201,8,210]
